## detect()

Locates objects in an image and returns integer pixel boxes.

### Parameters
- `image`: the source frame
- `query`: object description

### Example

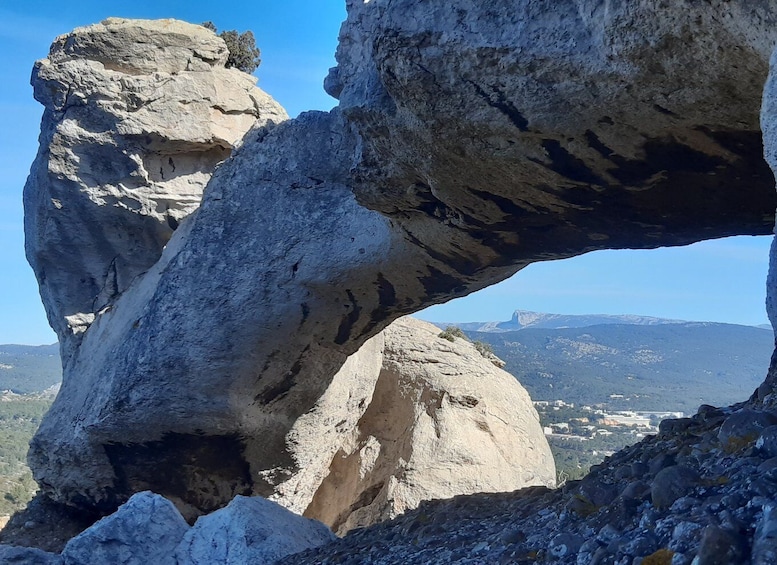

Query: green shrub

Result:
[202,22,261,73]
[473,341,494,356]
[438,326,466,342]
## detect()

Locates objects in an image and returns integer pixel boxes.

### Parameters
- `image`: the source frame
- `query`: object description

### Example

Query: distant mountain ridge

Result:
[453,310,701,332]
[463,321,772,412]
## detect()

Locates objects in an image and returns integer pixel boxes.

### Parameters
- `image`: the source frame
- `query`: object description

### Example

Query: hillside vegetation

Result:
[0,344,60,514]
[0,344,61,394]
[466,322,773,413]
[0,394,53,514]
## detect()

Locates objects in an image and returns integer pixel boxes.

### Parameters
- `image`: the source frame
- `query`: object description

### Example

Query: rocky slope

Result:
[281,401,777,564]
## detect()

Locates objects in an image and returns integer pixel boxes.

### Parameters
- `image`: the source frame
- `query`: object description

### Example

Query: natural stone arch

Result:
[24,2,777,520]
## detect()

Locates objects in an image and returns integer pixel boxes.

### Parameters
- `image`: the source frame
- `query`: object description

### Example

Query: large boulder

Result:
[176,496,335,565]
[25,3,777,519]
[271,317,555,534]
[24,18,286,358]
[60,491,188,565]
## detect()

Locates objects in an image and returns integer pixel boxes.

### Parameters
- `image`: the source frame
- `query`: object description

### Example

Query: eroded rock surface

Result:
[24,18,286,356]
[270,317,554,535]
[176,496,335,565]
[61,491,188,565]
[24,1,777,525]
[335,0,777,271]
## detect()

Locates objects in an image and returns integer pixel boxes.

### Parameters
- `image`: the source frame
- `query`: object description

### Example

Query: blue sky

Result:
[0,2,773,345]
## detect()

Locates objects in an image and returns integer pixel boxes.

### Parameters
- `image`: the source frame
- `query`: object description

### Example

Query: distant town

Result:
[533,399,684,481]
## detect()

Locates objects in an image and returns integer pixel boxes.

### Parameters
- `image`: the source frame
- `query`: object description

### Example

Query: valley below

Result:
[455,311,775,482]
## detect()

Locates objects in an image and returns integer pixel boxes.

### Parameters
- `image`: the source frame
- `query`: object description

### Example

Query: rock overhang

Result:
[333,0,777,270]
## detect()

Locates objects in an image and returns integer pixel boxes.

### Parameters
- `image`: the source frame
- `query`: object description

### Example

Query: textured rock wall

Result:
[24,3,777,519]
[272,317,554,535]
[335,0,777,274]
[759,44,777,396]
[24,18,286,358]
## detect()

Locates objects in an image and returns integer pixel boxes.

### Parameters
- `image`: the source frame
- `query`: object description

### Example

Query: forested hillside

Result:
[466,322,773,412]
[0,345,60,514]
[0,344,61,394]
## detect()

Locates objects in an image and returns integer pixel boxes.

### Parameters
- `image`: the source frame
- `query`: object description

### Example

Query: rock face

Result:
[24,1,777,527]
[761,43,777,398]
[23,18,286,356]
[334,0,777,267]
[61,491,188,565]
[271,317,554,534]
[176,496,335,565]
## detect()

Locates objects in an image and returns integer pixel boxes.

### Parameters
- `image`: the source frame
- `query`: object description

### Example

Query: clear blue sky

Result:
[0,2,773,345]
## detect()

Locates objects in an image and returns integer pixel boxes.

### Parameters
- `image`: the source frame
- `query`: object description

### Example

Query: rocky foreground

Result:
[5,399,777,564]
[283,400,777,564]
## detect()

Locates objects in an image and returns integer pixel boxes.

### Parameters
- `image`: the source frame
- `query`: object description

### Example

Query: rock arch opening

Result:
[17,6,777,552]
[419,235,776,481]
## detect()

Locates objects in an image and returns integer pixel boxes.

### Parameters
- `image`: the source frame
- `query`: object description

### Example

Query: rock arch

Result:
[23,2,777,519]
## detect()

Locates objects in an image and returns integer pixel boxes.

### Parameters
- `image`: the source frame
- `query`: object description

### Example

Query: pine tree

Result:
[202,22,261,74]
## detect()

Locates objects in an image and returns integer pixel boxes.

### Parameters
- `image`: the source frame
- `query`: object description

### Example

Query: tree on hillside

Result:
[202,21,261,74]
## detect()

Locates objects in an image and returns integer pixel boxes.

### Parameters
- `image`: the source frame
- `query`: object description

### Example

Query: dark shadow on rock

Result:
[0,493,98,553]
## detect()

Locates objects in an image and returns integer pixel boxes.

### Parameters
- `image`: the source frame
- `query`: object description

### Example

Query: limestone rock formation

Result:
[60,491,188,565]
[333,0,777,266]
[24,18,287,356]
[24,1,777,525]
[270,317,554,534]
[268,39,777,563]
[176,496,335,565]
